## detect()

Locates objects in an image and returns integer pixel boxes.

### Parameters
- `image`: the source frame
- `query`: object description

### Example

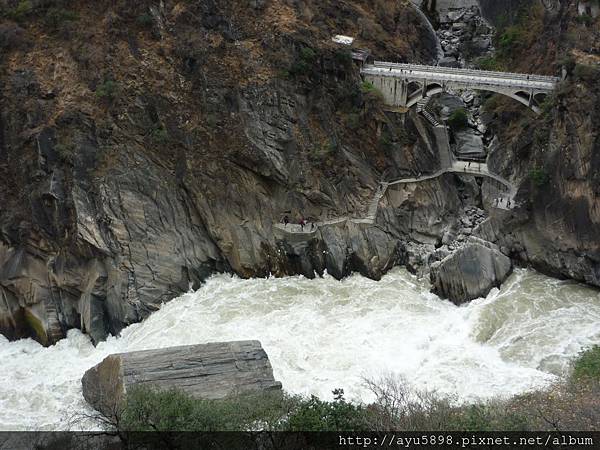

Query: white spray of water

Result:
[1,268,600,431]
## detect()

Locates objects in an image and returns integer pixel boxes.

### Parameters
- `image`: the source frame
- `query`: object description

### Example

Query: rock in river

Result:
[430,238,512,304]
[81,341,282,417]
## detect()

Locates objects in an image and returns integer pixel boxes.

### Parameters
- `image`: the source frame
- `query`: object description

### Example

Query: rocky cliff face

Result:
[0,0,440,344]
[477,1,600,286]
[1,0,598,346]
[478,0,537,26]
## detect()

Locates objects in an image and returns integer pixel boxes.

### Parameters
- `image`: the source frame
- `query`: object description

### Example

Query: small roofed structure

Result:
[331,34,371,65]
[332,34,354,46]
[351,48,371,64]
[578,0,600,17]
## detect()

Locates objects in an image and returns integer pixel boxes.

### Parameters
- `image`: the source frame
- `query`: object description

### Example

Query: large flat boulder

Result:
[430,238,512,304]
[454,130,485,159]
[81,340,282,417]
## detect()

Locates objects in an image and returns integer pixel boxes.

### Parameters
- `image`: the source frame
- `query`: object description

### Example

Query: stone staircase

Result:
[44,293,64,344]
[416,98,442,128]
[416,98,428,113]
[365,182,389,221]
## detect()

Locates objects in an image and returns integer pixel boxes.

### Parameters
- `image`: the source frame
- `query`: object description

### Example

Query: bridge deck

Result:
[362,62,559,91]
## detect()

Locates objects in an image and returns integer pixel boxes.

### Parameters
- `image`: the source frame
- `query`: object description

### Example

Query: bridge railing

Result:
[361,66,556,90]
[371,61,559,82]
[371,61,560,84]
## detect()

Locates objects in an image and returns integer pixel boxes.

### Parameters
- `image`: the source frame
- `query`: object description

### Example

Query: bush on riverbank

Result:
[572,345,600,381]
[447,108,468,131]
[90,349,600,432]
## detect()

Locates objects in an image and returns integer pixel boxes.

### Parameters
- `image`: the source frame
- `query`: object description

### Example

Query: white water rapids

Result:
[1,268,600,431]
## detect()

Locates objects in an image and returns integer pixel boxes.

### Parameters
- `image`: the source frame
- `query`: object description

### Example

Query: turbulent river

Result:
[1,268,600,430]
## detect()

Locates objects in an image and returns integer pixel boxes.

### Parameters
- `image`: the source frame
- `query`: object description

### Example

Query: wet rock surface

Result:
[430,237,512,304]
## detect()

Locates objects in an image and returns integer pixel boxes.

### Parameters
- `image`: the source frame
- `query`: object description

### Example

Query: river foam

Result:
[1,268,599,430]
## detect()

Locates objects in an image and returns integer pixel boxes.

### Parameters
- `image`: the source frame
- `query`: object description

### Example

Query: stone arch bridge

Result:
[361,62,559,114]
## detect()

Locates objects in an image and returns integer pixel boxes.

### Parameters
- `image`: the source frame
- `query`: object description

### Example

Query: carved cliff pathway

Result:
[274,117,518,235]
[274,62,546,235]
[274,161,516,235]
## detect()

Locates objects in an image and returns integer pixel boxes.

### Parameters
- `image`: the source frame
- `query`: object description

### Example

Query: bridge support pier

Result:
[368,75,408,108]
[528,90,534,107]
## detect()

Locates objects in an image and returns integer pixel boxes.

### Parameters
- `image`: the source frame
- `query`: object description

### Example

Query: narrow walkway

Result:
[387,160,517,207]
[275,106,516,236]
[274,161,516,235]
[273,182,389,235]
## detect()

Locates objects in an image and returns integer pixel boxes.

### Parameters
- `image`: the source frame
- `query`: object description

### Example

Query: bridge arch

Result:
[406,81,423,98]
[405,82,544,114]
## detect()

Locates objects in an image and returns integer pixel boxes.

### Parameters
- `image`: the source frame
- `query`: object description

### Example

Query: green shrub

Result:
[447,108,468,131]
[539,94,556,120]
[344,112,361,130]
[122,386,240,431]
[378,130,394,151]
[360,80,377,93]
[95,79,119,100]
[533,127,550,148]
[150,126,169,143]
[117,385,368,432]
[288,60,311,77]
[572,346,600,381]
[277,69,291,79]
[334,49,353,69]
[6,0,33,22]
[55,143,75,163]
[285,390,369,431]
[91,376,598,434]
[474,56,504,71]
[575,13,594,26]
[136,13,154,28]
[360,81,384,108]
[444,403,529,431]
[120,385,290,432]
[498,26,522,57]
[529,167,549,187]
[573,64,600,83]
[44,7,78,29]
[287,47,320,78]
[299,47,317,63]
[448,405,494,431]
[308,141,337,162]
